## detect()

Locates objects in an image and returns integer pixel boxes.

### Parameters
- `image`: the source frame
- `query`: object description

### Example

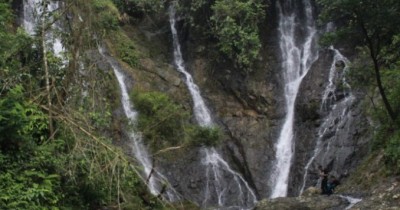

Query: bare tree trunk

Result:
[41,0,54,138]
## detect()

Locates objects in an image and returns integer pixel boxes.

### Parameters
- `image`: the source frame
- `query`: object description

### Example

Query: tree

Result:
[40,0,54,138]
[211,0,265,71]
[317,0,400,121]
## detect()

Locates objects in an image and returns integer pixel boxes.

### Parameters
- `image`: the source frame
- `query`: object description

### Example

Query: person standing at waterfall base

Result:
[318,165,329,194]
[327,175,340,195]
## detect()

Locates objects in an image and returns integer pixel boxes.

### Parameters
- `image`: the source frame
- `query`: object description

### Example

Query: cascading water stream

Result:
[98,47,179,201]
[269,0,318,198]
[299,47,354,194]
[169,3,256,209]
[321,47,352,110]
[168,4,212,127]
[201,148,257,209]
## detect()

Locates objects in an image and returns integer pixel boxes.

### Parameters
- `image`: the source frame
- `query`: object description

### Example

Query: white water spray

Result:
[169,3,257,208]
[299,47,354,194]
[98,47,179,201]
[269,0,318,198]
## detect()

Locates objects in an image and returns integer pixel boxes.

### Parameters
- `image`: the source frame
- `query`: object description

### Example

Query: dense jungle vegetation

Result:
[0,0,399,209]
[0,0,170,209]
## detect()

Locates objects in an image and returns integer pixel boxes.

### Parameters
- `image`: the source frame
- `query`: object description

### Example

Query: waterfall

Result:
[98,47,179,201]
[23,0,41,36]
[269,0,318,198]
[201,148,257,209]
[299,47,354,194]
[23,0,66,60]
[169,3,257,209]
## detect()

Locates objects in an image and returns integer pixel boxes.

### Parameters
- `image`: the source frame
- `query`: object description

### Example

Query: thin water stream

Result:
[169,3,257,209]
[299,47,354,194]
[98,46,179,201]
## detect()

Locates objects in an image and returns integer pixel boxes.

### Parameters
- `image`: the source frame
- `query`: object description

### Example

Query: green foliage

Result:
[0,87,161,209]
[384,130,400,174]
[132,91,189,151]
[380,65,400,174]
[317,0,400,68]
[0,147,62,209]
[317,0,400,38]
[132,90,222,151]
[108,31,139,68]
[92,0,120,31]
[345,47,375,88]
[177,0,212,30]
[0,85,48,152]
[89,110,112,128]
[360,55,400,173]
[211,0,265,71]
[381,66,400,114]
[189,126,221,147]
[0,3,34,92]
[0,1,169,209]
[0,86,62,209]
[112,0,165,17]
[60,134,149,209]
[0,2,12,26]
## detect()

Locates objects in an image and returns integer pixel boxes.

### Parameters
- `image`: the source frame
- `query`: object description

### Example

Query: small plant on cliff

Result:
[108,31,139,68]
[132,90,190,151]
[189,126,221,147]
[92,0,121,31]
[131,90,222,151]
[384,130,400,174]
[111,0,165,18]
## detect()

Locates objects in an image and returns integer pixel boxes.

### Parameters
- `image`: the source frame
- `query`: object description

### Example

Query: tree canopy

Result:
[211,0,265,71]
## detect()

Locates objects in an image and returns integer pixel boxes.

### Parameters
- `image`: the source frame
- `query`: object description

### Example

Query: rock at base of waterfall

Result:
[254,195,347,210]
[301,187,321,197]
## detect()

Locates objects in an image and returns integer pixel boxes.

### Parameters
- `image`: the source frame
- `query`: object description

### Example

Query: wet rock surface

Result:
[114,0,373,206]
[255,194,347,210]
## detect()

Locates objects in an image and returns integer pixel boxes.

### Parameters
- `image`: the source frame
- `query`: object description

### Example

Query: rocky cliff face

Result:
[78,0,374,206]
[172,0,372,200]
[118,0,375,203]
[290,48,372,196]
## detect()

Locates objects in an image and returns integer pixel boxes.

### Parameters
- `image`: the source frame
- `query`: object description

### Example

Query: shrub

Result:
[108,31,139,68]
[211,0,265,71]
[132,90,222,151]
[132,91,189,151]
[190,126,221,147]
[384,130,400,174]
[92,0,120,30]
[0,85,48,152]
